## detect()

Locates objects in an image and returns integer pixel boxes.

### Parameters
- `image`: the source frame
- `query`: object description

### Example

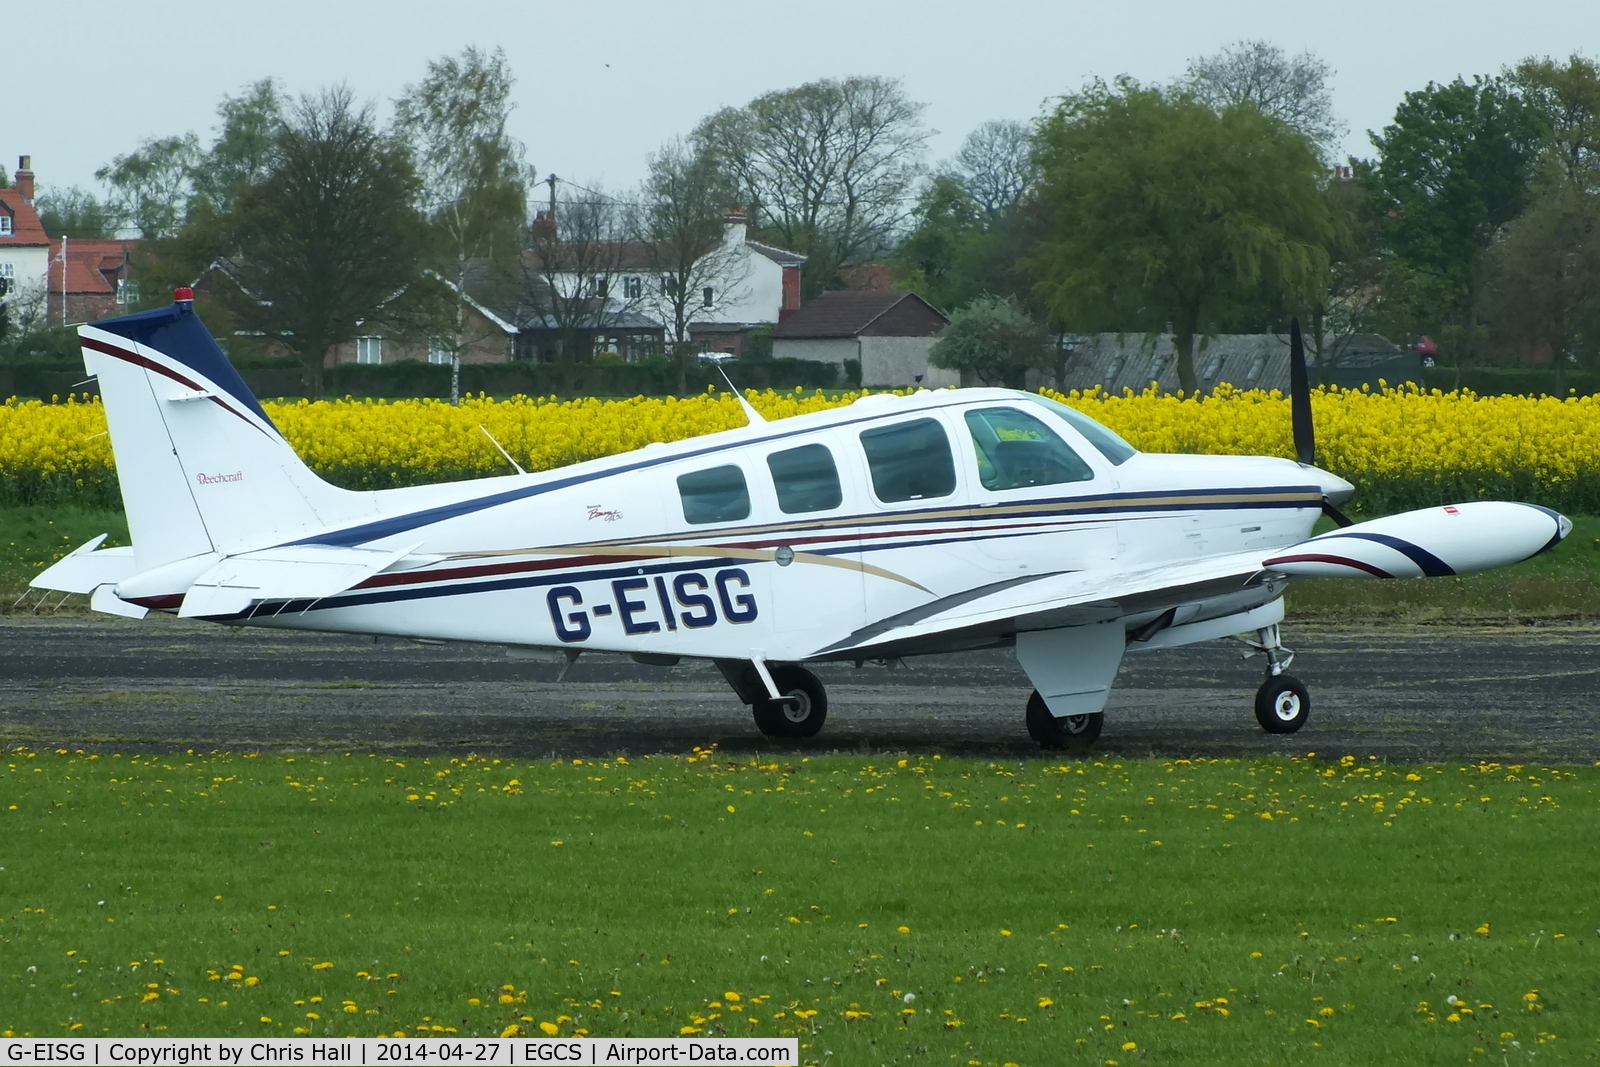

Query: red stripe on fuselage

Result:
[1262,552,1393,579]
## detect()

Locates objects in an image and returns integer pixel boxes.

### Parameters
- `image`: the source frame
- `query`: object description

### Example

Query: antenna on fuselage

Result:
[715,364,767,426]
[478,425,526,475]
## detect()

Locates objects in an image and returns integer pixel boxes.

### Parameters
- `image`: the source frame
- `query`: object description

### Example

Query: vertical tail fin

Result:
[81,291,362,571]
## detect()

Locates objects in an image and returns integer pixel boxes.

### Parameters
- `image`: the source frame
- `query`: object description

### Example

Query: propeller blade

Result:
[1321,501,1355,528]
[1289,318,1315,466]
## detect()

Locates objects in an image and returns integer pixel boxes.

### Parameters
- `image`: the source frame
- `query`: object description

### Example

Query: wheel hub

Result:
[782,691,811,723]
[1273,691,1301,721]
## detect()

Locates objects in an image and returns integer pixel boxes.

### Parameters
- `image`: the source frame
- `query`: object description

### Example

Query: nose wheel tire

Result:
[751,665,828,739]
[1255,674,1310,734]
[1025,690,1103,750]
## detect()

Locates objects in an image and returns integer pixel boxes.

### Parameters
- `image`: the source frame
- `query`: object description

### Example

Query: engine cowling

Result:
[1261,501,1570,579]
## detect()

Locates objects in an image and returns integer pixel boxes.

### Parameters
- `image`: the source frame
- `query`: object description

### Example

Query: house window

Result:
[0,216,12,236]
[702,286,714,307]
[0,262,11,297]
[595,278,609,299]
[428,338,452,365]
[356,336,383,365]
[624,276,642,299]
[115,278,142,306]
[661,275,675,296]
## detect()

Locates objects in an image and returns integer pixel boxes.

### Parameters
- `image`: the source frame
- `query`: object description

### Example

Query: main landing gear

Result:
[1024,691,1103,750]
[1244,623,1310,733]
[719,661,828,739]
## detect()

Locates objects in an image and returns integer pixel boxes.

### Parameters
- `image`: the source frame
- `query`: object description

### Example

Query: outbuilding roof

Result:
[770,290,947,339]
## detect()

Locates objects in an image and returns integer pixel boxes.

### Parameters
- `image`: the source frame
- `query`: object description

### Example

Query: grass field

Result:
[1,747,1595,1064]
[3,505,1597,622]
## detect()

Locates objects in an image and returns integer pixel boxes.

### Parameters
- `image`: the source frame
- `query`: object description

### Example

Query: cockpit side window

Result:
[767,444,843,514]
[1021,393,1137,465]
[965,407,1095,491]
[678,464,750,524]
[859,418,956,503]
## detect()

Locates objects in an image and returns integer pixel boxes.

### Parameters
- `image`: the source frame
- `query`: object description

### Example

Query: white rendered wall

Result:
[860,336,956,388]
[772,338,855,366]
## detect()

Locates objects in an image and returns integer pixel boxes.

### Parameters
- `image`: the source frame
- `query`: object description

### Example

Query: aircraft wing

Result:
[178,543,423,618]
[812,550,1278,661]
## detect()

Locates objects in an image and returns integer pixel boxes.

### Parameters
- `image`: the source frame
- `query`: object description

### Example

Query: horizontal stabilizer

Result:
[1262,501,1570,579]
[178,543,422,618]
[30,536,137,594]
[90,584,150,619]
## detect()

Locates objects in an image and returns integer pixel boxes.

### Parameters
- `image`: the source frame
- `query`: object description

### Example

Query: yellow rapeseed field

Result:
[3,384,1598,513]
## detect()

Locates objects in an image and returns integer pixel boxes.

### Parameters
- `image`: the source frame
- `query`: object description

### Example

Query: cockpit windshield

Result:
[1021,394,1138,465]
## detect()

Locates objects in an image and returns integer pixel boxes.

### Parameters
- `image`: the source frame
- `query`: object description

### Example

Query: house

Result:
[508,206,804,362]
[770,290,954,388]
[0,156,52,332]
[1054,331,1423,394]
[48,238,137,325]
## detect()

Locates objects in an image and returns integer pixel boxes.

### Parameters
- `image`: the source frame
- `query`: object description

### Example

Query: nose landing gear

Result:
[1243,623,1310,733]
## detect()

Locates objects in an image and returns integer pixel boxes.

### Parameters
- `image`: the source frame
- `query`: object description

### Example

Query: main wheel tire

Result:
[1024,690,1103,750]
[1255,674,1311,734]
[751,665,828,739]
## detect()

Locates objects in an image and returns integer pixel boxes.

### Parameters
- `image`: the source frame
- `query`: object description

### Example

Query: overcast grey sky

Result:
[8,0,1598,200]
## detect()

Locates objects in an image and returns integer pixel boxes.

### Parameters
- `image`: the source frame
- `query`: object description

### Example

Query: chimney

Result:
[15,155,34,205]
[531,209,556,241]
[723,204,747,245]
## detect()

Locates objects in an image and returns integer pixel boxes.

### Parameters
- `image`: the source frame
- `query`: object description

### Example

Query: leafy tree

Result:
[394,46,529,399]
[191,79,286,214]
[35,187,119,239]
[1481,183,1600,389]
[639,138,747,394]
[897,120,1038,313]
[1183,40,1343,152]
[219,87,434,398]
[1364,75,1544,364]
[96,134,200,239]
[693,77,928,296]
[1511,54,1600,189]
[928,294,1051,387]
[1030,79,1336,393]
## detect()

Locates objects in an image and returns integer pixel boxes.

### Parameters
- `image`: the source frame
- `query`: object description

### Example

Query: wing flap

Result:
[815,551,1276,659]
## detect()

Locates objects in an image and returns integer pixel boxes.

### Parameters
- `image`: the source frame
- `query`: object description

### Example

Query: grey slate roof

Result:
[1055,332,1423,394]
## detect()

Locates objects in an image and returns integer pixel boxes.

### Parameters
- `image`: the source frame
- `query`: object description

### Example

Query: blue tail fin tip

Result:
[89,301,277,430]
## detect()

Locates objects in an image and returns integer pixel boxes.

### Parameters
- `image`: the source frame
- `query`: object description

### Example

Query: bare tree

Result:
[521,182,643,394]
[693,76,928,294]
[639,138,750,393]
[1183,40,1344,151]
[951,119,1036,217]
[395,46,530,401]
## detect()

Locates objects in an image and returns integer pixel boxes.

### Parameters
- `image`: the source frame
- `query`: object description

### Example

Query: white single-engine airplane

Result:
[34,290,1572,747]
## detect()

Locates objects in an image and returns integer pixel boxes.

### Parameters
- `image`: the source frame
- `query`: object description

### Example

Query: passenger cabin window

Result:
[678,464,750,524]
[767,444,842,514]
[965,407,1094,491]
[860,418,956,503]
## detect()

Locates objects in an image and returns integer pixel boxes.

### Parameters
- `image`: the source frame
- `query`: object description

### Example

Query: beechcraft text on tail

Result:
[34,292,1571,746]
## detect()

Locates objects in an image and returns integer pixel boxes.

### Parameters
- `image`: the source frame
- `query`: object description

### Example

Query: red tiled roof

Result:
[48,239,133,295]
[0,189,51,246]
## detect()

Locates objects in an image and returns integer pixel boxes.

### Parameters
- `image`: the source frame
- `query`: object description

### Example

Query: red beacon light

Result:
[173,287,195,304]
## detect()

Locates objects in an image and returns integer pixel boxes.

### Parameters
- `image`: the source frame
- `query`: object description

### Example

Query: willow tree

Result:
[1029,78,1336,393]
